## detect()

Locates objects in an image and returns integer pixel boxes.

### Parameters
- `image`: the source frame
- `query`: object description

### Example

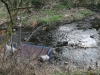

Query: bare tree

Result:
[0,0,34,50]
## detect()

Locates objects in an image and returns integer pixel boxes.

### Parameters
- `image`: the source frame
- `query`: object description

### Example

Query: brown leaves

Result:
[0,30,6,36]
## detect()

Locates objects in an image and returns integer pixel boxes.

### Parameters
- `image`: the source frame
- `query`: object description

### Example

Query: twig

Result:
[11,6,34,11]
[26,25,45,42]
[20,46,45,75]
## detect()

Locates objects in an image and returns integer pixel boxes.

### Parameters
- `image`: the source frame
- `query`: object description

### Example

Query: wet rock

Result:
[48,18,100,68]
[77,21,92,30]
[67,29,99,47]
[62,47,100,68]
[56,41,68,47]
[55,47,62,53]
[90,18,100,30]
[53,24,99,48]
[9,16,100,69]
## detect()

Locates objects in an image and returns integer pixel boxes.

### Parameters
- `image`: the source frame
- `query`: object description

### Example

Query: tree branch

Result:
[10,6,34,11]
[1,0,13,24]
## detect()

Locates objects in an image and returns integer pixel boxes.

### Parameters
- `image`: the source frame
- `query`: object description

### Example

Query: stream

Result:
[0,14,100,69]
[29,15,100,69]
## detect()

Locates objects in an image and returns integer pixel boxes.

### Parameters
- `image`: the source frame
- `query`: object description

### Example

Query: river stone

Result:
[55,24,99,47]
[79,36,97,47]
[67,29,99,47]
[62,47,100,68]
[49,20,100,68]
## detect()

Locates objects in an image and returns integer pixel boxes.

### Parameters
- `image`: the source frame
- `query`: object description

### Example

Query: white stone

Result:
[40,55,50,61]
[79,37,97,47]
[65,14,70,17]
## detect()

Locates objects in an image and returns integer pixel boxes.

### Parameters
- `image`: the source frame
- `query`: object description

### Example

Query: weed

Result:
[79,9,95,16]
[52,71,68,75]
[42,9,58,15]
[0,9,6,18]
[73,9,95,20]
[53,4,67,10]
[40,14,64,24]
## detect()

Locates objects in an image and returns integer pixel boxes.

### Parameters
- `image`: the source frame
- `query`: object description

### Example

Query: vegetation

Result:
[39,14,64,24]
[0,9,6,18]
[0,0,100,75]
[73,9,95,20]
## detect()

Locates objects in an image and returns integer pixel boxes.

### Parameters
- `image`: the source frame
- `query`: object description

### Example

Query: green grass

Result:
[73,9,95,20]
[53,4,68,10]
[20,9,64,25]
[40,14,64,24]
[79,9,95,16]
[42,9,58,15]
[0,6,94,27]
[0,9,6,18]
[21,8,95,25]
[52,71,68,75]
[53,2,72,10]
[38,9,64,24]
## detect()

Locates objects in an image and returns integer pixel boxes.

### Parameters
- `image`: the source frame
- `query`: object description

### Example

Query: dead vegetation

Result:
[0,49,100,75]
[0,0,100,75]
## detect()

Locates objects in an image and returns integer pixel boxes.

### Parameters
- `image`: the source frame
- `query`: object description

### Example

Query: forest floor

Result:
[0,7,96,28]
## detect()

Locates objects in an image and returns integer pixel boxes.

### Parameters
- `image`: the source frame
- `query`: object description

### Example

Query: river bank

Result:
[0,6,100,75]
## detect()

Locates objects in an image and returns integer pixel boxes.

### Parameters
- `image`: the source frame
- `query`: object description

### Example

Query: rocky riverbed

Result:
[29,15,100,69]
[0,14,100,69]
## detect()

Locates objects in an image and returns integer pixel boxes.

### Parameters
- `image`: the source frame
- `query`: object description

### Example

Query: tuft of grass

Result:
[42,9,58,15]
[79,9,95,16]
[0,9,6,19]
[40,14,64,24]
[73,9,95,20]
[53,4,68,10]
[52,71,68,75]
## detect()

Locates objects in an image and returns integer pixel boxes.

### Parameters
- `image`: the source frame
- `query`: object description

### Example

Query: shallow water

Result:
[29,16,100,68]
[0,15,100,68]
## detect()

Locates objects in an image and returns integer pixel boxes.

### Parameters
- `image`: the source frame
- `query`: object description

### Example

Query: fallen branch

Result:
[26,25,45,42]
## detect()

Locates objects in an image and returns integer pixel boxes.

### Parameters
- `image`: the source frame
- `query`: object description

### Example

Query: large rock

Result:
[67,29,99,47]
[62,47,100,68]
[50,20,100,68]
[52,24,99,48]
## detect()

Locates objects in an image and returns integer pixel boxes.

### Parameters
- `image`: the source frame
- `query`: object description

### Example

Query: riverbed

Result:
[0,14,100,69]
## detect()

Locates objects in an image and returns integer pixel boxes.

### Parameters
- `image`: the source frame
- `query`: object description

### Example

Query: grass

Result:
[0,8,6,19]
[53,4,68,10]
[42,9,58,15]
[73,9,95,20]
[0,10,5,18]
[20,9,64,25]
[0,6,95,26]
[52,71,68,75]
[40,14,64,24]
[39,8,95,24]
[3,50,100,75]
[0,57,100,75]
[79,9,95,16]
[52,67,100,75]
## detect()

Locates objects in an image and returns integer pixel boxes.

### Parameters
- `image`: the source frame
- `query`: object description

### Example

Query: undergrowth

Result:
[73,9,95,20]
[39,14,64,24]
